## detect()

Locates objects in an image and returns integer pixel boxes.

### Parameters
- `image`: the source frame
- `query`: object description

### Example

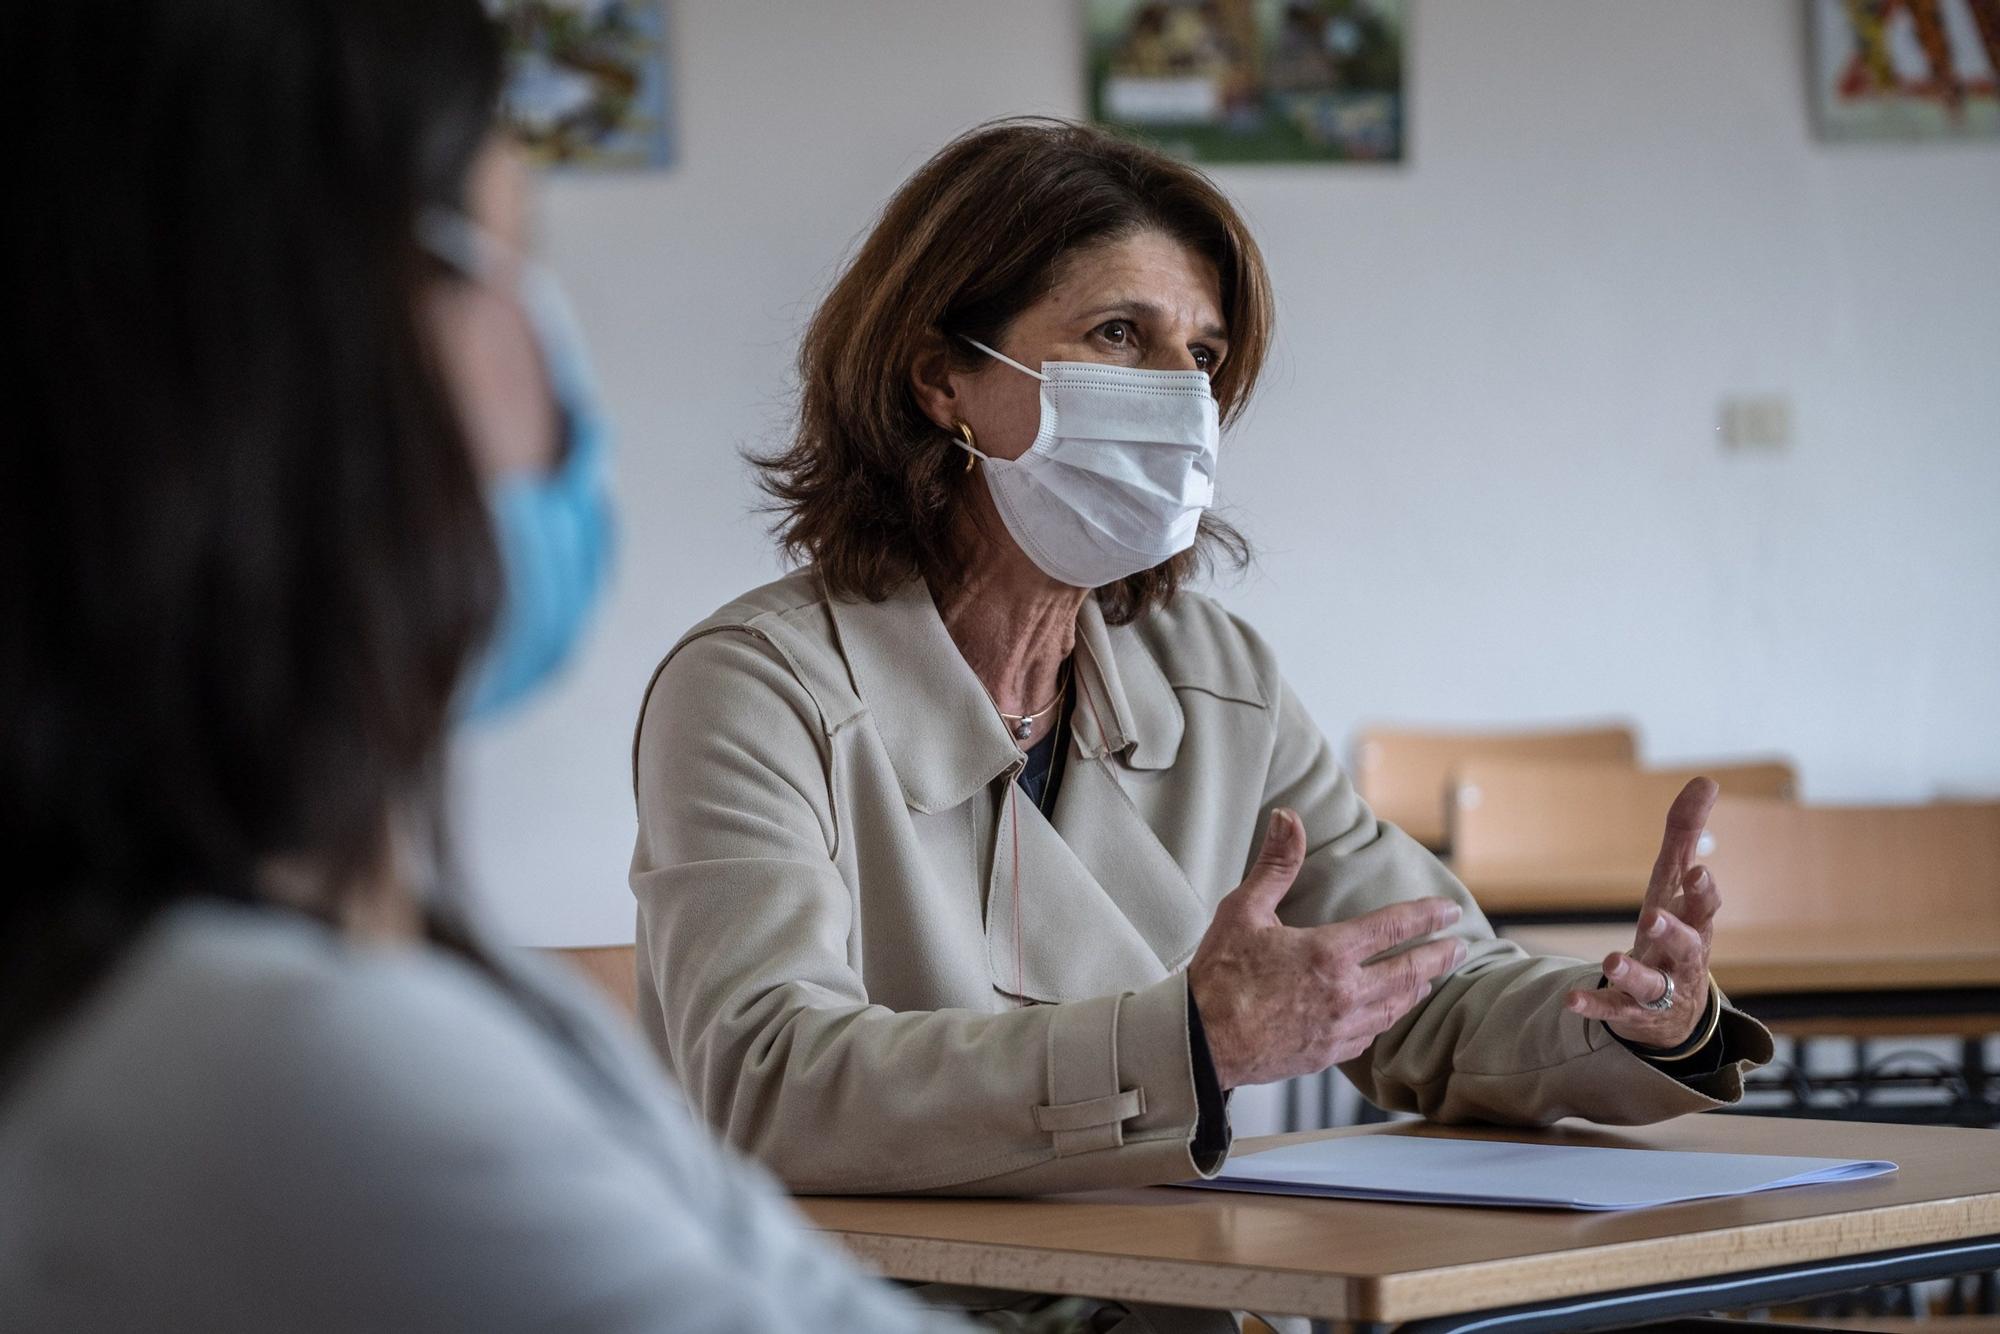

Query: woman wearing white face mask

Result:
[632,120,1772,1309]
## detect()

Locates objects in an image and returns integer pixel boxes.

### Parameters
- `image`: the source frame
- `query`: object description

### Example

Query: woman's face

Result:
[934,227,1227,464]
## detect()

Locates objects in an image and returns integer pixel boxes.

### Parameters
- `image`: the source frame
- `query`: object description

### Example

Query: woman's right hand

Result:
[1187,809,1468,1090]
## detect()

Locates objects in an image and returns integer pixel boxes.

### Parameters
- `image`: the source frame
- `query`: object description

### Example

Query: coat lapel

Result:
[986,751,1213,1003]
[983,777,1185,1003]
[1070,599,1185,771]
[986,600,1210,1003]
[829,576,1211,1004]
[825,576,1023,814]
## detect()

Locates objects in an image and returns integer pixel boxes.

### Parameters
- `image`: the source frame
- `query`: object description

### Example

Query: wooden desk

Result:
[801,1118,2000,1331]
[1501,923,2000,1140]
[1503,922,2000,997]
[537,944,639,1017]
[1508,924,2000,1128]
[1501,922,2000,1040]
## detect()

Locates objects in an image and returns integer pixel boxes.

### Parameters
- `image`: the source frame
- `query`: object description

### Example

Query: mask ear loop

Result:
[953,336,1047,478]
[1073,635,1118,768]
[962,336,1048,382]
[1008,781,1024,1003]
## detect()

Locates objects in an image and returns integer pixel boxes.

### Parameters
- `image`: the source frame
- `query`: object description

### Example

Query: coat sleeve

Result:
[1255,674,1773,1124]
[630,627,1215,1196]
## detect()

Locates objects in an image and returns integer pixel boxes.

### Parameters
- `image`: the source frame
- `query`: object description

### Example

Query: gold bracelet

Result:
[1636,976,1722,1062]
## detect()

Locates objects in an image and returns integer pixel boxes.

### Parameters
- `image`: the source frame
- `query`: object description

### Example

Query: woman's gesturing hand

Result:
[1565,777,1722,1050]
[1187,809,1467,1091]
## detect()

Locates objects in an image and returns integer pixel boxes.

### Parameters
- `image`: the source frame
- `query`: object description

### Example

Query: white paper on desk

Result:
[1183,1136,1897,1211]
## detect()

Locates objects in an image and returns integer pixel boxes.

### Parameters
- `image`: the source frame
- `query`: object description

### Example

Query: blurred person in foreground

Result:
[0,4,968,1330]
[632,119,1776,1230]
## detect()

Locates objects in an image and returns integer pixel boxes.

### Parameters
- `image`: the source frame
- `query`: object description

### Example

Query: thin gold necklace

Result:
[997,661,1071,741]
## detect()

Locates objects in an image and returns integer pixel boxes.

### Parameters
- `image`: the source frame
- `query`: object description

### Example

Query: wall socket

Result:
[1718,395,1793,451]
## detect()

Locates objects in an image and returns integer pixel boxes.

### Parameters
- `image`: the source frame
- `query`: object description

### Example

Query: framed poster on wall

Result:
[1086,0,1407,163]
[1811,0,2000,141]
[491,0,675,169]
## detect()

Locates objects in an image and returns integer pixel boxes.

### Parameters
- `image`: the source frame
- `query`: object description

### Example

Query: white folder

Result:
[1183,1135,1897,1211]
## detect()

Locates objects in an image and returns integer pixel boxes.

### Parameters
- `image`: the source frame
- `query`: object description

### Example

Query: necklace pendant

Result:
[1014,718,1034,740]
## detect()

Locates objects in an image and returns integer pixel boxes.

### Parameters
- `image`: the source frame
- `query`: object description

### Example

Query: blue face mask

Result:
[419,210,616,721]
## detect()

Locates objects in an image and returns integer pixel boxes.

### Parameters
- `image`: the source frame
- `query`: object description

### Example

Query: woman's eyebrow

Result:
[1076,298,1228,340]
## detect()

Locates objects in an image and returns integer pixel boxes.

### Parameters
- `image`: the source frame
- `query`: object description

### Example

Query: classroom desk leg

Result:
[1388,1235,2000,1334]
[1793,1036,1818,1111]
[1965,1035,1992,1121]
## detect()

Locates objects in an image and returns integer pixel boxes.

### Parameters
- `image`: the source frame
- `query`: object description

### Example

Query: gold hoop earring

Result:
[954,421,977,473]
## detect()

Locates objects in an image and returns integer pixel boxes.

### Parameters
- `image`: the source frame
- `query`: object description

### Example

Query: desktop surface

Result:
[800,1116,2000,1323]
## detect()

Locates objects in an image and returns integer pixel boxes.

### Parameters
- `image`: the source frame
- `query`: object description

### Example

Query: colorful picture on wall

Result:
[491,0,675,169]
[1086,0,1406,163]
[1811,0,2000,141]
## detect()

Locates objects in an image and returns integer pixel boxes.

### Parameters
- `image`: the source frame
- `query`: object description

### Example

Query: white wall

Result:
[459,0,2000,957]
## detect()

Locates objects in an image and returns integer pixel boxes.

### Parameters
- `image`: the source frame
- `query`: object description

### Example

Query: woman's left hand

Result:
[1564,778,1721,1049]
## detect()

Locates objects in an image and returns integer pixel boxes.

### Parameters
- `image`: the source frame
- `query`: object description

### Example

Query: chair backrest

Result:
[1448,757,1799,915]
[1351,722,1639,851]
[1646,760,1798,801]
[537,945,639,1019]
[1698,797,2000,931]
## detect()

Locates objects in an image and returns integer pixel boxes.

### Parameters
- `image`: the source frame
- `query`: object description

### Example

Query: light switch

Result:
[1718,395,1792,451]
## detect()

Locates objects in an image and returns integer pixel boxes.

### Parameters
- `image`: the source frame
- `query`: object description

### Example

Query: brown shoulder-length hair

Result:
[755,117,1273,625]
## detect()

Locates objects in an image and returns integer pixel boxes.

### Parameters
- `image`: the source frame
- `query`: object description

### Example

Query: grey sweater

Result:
[0,902,962,1333]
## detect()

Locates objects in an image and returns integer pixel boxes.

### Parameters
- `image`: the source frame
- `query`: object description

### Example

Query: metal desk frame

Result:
[1356,1234,2000,1334]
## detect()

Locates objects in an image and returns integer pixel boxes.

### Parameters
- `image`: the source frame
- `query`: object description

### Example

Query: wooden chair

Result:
[1648,760,1797,802]
[1502,797,2000,1066]
[536,944,639,1019]
[1697,796,2000,932]
[1695,797,2000,1087]
[1448,757,1798,918]
[1350,722,1638,852]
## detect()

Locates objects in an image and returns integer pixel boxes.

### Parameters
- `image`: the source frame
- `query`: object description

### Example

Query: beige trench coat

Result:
[630,570,1770,1198]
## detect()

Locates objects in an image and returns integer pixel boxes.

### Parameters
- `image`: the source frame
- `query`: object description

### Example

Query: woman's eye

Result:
[1191,345,1217,372]
[1095,320,1133,346]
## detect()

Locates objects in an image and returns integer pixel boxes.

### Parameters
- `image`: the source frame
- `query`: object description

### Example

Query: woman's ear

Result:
[909,332,962,433]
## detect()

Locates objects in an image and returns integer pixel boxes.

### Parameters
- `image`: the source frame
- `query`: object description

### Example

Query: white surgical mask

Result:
[954,338,1220,589]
